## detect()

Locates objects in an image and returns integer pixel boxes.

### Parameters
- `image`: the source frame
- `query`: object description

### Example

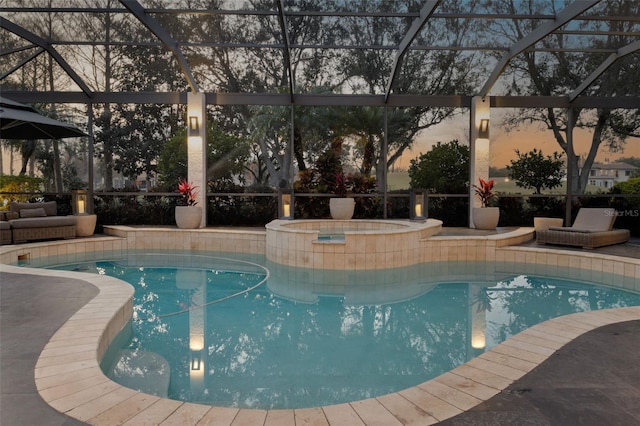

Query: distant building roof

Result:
[590,162,636,170]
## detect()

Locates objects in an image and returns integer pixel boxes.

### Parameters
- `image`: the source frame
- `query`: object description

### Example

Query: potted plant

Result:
[329,172,355,220]
[175,179,202,229]
[472,178,499,230]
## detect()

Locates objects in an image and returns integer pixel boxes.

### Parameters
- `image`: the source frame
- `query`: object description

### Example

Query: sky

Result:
[399,112,640,170]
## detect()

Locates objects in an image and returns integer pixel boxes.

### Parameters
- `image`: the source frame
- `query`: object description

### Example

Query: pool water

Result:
[50,253,640,410]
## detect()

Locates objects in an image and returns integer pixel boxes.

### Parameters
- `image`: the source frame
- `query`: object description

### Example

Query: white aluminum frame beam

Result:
[120,0,200,93]
[478,0,601,97]
[276,0,295,102]
[0,17,93,96]
[569,39,640,102]
[385,0,441,102]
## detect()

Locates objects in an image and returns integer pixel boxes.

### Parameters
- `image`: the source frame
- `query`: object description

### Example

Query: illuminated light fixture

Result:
[188,115,200,137]
[278,188,293,219]
[72,189,88,215]
[410,189,427,221]
[191,351,202,370]
[471,333,486,349]
[478,118,490,139]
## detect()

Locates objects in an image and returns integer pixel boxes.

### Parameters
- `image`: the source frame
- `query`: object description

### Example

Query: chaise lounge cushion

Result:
[537,208,629,249]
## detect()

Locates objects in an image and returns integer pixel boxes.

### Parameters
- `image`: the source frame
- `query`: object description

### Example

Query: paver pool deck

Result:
[1,229,639,425]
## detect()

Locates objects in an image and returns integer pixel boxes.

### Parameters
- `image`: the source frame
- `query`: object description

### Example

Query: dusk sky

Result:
[401,113,640,170]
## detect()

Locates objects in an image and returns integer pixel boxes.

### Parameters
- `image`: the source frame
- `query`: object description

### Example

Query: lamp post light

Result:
[72,189,88,215]
[72,189,96,236]
[278,188,293,220]
[410,189,427,221]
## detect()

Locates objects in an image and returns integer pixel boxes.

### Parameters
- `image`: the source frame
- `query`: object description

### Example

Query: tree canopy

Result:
[408,140,469,194]
[507,149,565,195]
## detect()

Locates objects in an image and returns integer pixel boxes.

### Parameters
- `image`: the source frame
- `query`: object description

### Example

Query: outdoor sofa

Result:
[536,207,630,249]
[0,201,76,244]
[0,219,11,245]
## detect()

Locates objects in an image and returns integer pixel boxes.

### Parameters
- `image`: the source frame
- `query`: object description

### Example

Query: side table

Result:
[533,217,564,232]
[74,214,97,237]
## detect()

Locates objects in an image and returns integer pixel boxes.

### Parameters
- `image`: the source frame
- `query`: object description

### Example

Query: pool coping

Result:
[2,229,640,425]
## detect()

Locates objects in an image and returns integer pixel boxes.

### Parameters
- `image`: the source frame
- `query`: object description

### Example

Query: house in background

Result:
[587,161,636,189]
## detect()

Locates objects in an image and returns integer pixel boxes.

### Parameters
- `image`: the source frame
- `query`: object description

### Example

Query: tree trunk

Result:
[20,140,36,175]
[361,134,375,176]
[293,126,306,172]
[104,144,114,190]
[53,140,63,192]
[575,109,609,194]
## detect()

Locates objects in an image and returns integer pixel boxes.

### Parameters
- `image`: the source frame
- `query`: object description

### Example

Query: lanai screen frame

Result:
[1,1,639,224]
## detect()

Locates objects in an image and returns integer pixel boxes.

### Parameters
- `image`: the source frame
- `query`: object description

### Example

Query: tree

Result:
[185,0,484,188]
[497,0,640,194]
[408,140,469,193]
[157,124,250,190]
[338,0,486,185]
[107,10,188,187]
[507,149,565,195]
[408,139,470,226]
[2,0,76,183]
[51,0,126,190]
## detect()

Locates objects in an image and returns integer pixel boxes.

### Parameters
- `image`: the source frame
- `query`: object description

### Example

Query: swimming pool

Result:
[48,250,640,410]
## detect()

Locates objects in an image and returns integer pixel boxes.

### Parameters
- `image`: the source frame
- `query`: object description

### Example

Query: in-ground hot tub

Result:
[265,219,442,270]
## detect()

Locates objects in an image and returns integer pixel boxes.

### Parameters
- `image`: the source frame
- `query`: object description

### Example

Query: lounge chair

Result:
[536,207,630,249]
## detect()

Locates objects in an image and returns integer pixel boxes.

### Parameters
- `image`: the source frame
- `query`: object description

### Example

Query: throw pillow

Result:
[20,208,47,218]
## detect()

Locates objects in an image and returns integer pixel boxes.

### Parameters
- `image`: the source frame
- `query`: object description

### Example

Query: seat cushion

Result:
[9,216,76,229]
[571,208,616,231]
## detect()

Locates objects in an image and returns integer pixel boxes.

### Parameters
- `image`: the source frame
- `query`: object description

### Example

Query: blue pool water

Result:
[48,252,640,410]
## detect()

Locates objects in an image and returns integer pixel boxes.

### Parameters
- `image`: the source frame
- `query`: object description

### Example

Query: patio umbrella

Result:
[0,96,86,139]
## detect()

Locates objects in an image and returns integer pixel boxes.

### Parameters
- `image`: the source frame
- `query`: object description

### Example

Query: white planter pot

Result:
[472,207,499,230]
[74,214,97,237]
[329,198,355,220]
[175,206,202,229]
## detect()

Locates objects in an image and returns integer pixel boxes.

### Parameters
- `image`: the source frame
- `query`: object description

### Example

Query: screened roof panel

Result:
[1,0,638,106]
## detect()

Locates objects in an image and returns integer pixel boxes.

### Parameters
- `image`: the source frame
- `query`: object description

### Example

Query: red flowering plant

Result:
[177,179,199,206]
[334,172,348,197]
[473,178,497,207]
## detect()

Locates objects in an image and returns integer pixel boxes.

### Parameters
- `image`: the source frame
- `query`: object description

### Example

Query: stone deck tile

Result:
[375,392,438,425]
[263,409,295,426]
[322,403,366,426]
[195,406,240,426]
[86,392,161,425]
[293,407,329,425]
[350,398,404,426]
[159,402,212,425]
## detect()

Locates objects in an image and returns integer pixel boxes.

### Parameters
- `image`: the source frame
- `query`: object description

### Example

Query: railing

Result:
[1,191,638,235]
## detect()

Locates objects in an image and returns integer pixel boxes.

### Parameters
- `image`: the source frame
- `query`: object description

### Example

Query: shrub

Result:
[0,175,43,209]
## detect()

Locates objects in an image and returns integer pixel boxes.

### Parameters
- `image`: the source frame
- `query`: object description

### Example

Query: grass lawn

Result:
[387,172,411,190]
